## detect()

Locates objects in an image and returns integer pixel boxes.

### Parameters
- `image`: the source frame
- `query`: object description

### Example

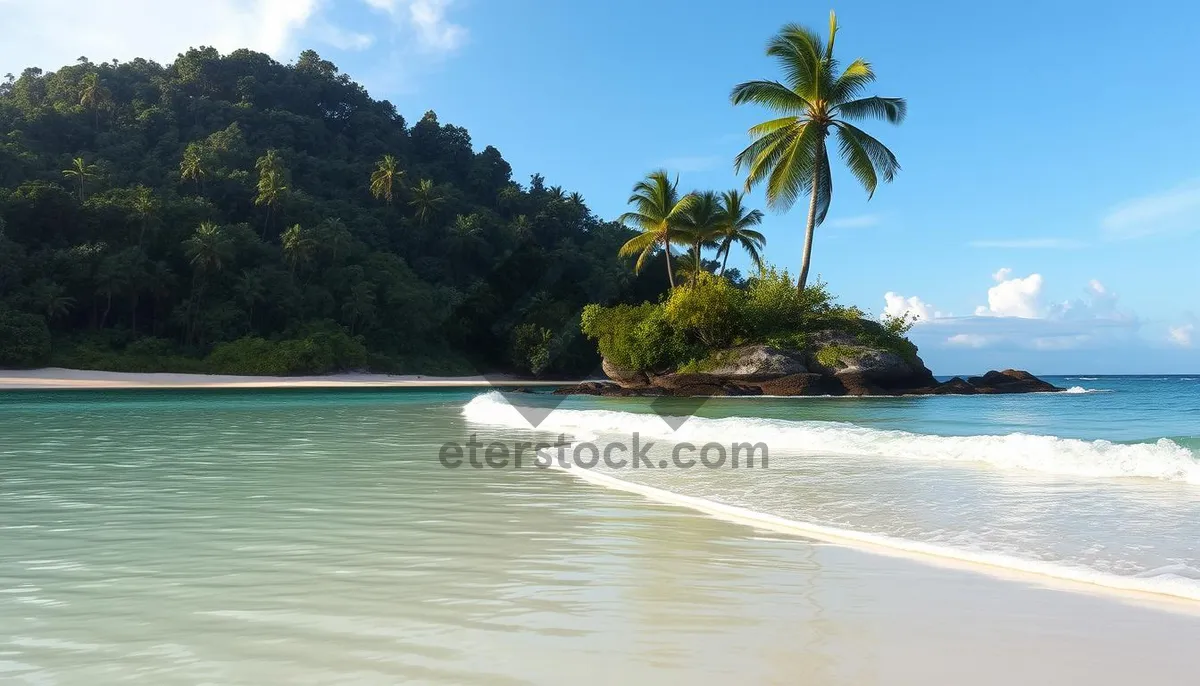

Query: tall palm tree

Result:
[617,170,696,288]
[678,190,722,284]
[183,222,233,342]
[236,269,266,329]
[370,154,403,204]
[547,186,566,202]
[79,72,109,128]
[409,179,446,228]
[179,143,207,193]
[35,281,75,321]
[61,157,97,202]
[319,217,353,262]
[281,223,316,275]
[131,185,157,247]
[731,11,905,292]
[184,222,233,275]
[713,190,766,276]
[568,191,585,207]
[255,149,288,237]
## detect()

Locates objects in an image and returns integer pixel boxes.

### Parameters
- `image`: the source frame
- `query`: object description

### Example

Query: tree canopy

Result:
[0,48,665,375]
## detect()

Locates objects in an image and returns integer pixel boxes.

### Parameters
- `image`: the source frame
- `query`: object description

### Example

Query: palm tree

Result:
[79,72,108,127]
[35,281,75,321]
[678,190,723,284]
[409,179,446,228]
[731,11,905,292]
[547,186,566,202]
[617,170,696,288]
[370,154,403,204]
[281,223,316,275]
[179,143,207,193]
[131,186,157,247]
[236,269,266,329]
[568,191,585,207]
[255,149,288,237]
[62,157,97,202]
[184,222,233,275]
[319,219,350,262]
[183,222,233,342]
[713,190,766,276]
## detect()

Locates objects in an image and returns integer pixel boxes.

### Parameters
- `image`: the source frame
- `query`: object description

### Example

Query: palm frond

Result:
[834,124,879,197]
[729,80,811,114]
[835,96,907,124]
[766,24,824,98]
[830,58,876,102]
[763,122,825,211]
[834,121,900,182]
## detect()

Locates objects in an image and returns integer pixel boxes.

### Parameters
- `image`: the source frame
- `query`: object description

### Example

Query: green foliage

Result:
[815,344,857,368]
[0,309,51,367]
[509,323,553,377]
[0,50,665,376]
[207,330,369,376]
[661,272,743,348]
[581,263,919,372]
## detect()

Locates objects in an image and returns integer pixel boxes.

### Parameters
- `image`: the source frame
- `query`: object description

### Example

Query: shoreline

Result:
[0,367,574,390]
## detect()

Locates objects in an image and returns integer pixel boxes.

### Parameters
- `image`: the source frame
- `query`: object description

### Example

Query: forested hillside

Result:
[0,48,665,375]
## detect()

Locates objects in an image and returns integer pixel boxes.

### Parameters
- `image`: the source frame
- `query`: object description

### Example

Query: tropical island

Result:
[0,14,1058,395]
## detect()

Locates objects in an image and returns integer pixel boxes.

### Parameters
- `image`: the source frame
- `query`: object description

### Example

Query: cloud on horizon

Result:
[883,268,1141,355]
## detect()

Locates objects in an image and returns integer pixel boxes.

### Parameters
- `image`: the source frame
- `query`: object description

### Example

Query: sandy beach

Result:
[0,367,571,390]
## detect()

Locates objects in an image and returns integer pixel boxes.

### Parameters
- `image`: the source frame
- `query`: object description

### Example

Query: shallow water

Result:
[2,384,1200,684]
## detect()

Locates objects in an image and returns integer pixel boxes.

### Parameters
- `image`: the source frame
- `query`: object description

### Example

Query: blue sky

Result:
[3,0,1199,373]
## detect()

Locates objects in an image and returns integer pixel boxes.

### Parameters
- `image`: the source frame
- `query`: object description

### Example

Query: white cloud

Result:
[0,0,322,70]
[1168,324,1194,347]
[660,155,722,173]
[366,0,467,54]
[826,214,882,229]
[1102,179,1200,240]
[908,272,1140,353]
[882,292,945,322]
[946,333,989,348]
[974,268,1044,318]
[968,238,1085,249]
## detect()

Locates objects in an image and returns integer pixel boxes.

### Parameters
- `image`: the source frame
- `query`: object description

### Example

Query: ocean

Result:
[2,378,1199,683]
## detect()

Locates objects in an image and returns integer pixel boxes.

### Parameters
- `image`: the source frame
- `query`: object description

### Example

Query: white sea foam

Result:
[1064,386,1103,394]
[463,392,1200,484]
[462,392,1200,603]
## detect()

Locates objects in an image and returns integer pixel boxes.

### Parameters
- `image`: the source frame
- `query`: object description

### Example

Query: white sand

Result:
[0,367,571,390]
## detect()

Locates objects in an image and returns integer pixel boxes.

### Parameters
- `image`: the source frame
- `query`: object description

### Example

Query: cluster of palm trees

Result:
[620,12,905,293]
[369,155,448,228]
[617,171,765,288]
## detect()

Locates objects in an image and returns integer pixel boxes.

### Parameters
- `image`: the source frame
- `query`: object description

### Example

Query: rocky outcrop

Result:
[555,340,1062,398]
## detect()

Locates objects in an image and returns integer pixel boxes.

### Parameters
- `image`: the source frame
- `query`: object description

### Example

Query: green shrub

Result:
[581,263,920,373]
[509,323,553,377]
[0,310,51,367]
[662,272,744,348]
[814,344,858,368]
[207,330,369,376]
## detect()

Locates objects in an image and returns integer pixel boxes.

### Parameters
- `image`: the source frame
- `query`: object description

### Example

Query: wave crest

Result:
[463,392,1200,484]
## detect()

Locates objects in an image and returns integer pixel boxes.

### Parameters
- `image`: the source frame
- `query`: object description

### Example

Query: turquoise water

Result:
[2,380,1200,682]
[463,376,1200,597]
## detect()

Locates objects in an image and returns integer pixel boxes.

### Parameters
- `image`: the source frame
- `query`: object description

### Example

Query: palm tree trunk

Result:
[720,243,730,276]
[796,151,822,294]
[663,230,676,289]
